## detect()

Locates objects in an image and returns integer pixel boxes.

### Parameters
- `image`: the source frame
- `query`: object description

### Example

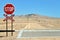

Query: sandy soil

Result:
[0,14,60,40]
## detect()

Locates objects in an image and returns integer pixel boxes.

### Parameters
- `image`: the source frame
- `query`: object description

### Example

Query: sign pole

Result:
[6,15,8,37]
[3,4,15,36]
[11,15,13,36]
[11,20,13,36]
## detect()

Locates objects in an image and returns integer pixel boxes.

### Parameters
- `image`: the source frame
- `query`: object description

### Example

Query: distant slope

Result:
[14,14,60,30]
[0,14,60,30]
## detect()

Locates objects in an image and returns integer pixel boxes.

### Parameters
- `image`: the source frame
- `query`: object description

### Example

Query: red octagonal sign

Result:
[4,4,14,14]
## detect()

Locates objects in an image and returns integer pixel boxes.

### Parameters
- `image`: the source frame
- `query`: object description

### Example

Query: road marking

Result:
[17,30,23,38]
[16,30,60,38]
[16,30,60,32]
[17,25,28,38]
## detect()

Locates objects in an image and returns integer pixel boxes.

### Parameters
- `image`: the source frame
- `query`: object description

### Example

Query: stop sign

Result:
[4,4,14,14]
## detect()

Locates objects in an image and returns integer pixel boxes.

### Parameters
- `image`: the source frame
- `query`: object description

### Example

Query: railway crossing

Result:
[2,4,15,36]
[0,3,60,38]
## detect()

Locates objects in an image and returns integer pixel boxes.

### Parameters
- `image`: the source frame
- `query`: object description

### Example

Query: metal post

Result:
[11,15,13,36]
[6,18,8,37]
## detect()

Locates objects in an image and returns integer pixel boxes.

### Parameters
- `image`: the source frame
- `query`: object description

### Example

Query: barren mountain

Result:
[0,14,60,40]
[0,14,60,30]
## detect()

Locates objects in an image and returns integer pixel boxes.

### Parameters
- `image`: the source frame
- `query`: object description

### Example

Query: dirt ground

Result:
[0,14,60,40]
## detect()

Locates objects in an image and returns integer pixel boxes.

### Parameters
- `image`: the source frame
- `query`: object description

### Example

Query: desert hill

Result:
[0,14,60,30]
[14,14,60,30]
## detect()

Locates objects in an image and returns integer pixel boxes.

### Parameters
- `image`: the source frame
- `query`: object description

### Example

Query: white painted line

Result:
[16,24,28,38]
[15,30,60,32]
[17,36,60,38]
[23,30,60,32]
[16,30,60,38]
[17,30,23,38]
[17,25,28,38]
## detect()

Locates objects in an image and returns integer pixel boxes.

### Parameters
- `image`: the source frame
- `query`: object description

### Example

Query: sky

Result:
[0,0,60,18]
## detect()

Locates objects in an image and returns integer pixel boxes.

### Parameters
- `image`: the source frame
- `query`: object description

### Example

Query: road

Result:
[17,30,60,38]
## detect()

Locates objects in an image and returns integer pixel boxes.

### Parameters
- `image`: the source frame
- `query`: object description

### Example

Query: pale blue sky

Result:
[0,0,60,18]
